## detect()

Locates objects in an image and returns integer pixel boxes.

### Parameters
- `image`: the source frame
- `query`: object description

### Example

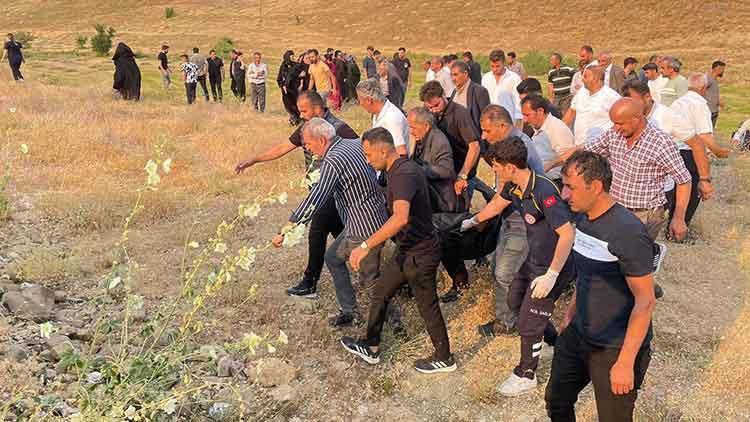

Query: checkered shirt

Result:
[585,123,691,209]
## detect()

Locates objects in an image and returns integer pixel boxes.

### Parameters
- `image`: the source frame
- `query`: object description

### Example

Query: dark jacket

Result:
[412,127,461,213]
[112,42,141,101]
[385,73,406,110]
[468,60,482,84]
[277,50,295,89]
[451,81,491,131]
[608,64,626,94]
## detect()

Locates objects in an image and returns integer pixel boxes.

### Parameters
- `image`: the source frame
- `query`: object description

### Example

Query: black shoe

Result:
[477,320,497,337]
[414,354,457,374]
[654,283,664,300]
[340,336,380,364]
[286,280,317,298]
[440,287,462,303]
[329,311,355,328]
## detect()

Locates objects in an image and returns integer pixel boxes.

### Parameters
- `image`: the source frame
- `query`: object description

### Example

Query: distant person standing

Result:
[363,46,377,79]
[207,49,224,102]
[598,51,625,94]
[705,60,726,127]
[157,44,170,89]
[507,52,527,80]
[308,49,336,105]
[278,50,297,123]
[2,33,24,81]
[482,49,523,127]
[190,47,210,102]
[179,54,199,105]
[463,51,482,84]
[642,62,664,104]
[111,42,141,101]
[345,54,361,103]
[377,58,405,109]
[229,50,246,102]
[623,57,639,85]
[247,52,267,112]
[547,53,576,115]
[658,56,687,106]
[391,47,412,88]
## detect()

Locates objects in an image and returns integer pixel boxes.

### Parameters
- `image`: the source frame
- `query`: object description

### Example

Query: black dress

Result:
[277,51,298,122]
[112,42,141,101]
[4,40,24,80]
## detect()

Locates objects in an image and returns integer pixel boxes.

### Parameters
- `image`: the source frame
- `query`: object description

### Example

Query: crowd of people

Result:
[234,43,744,422]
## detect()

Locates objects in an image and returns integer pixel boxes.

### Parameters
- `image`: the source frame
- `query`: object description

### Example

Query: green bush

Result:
[213,37,234,58]
[520,50,578,77]
[14,31,36,49]
[91,24,116,56]
[75,35,88,49]
[165,7,176,19]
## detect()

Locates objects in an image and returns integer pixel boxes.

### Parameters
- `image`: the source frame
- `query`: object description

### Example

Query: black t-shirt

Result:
[387,157,438,253]
[391,57,411,83]
[289,110,359,178]
[207,57,224,78]
[500,172,573,274]
[157,51,168,70]
[572,203,656,348]
[436,101,480,179]
[4,41,23,64]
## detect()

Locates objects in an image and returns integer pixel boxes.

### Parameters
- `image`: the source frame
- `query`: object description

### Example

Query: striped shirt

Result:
[289,136,388,238]
[547,66,576,98]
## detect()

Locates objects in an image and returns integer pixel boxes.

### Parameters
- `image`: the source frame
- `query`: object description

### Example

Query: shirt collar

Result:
[374,100,393,122]
[511,171,536,200]
[322,136,343,159]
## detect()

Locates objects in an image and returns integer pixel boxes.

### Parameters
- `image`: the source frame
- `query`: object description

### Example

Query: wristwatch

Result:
[458,173,468,181]
[359,241,369,250]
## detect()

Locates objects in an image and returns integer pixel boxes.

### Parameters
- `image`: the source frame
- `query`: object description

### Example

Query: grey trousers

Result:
[250,82,266,112]
[325,232,382,314]
[493,213,529,326]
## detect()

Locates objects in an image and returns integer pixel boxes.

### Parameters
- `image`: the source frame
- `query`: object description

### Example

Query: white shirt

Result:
[733,119,750,143]
[373,100,409,150]
[433,67,455,96]
[603,63,613,87]
[247,62,267,84]
[534,113,576,178]
[647,102,696,192]
[648,76,667,104]
[570,86,621,145]
[481,68,522,120]
[670,90,713,135]
[425,69,435,82]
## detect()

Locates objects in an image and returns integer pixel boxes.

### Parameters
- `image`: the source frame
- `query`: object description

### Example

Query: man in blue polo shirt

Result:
[546,151,657,422]
[461,137,575,396]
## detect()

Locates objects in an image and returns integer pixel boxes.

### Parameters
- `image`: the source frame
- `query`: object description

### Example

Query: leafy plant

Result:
[14,31,35,49]
[165,7,176,18]
[75,35,88,49]
[213,38,234,59]
[90,24,116,56]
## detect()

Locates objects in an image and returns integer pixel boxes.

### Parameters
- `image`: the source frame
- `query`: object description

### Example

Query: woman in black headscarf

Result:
[284,52,309,126]
[112,42,141,101]
[277,50,298,125]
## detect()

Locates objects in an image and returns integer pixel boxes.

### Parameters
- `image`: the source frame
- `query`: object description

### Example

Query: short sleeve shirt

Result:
[180,62,199,83]
[573,203,656,348]
[207,57,224,78]
[387,158,438,253]
[373,100,409,150]
[157,51,168,70]
[499,172,572,271]
[4,41,23,64]
[570,86,621,145]
[437,101,480,178]
[670,91,713,135]
[392,57,411,83]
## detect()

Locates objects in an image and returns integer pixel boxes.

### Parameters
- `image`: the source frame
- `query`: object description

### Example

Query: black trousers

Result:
[365,242,451,361]
[510,261,574,377]
[9,62,23,80]
[545,327,651,422]
[185,82,197,104]
[209,76,223,102]
[665,149,700,226]
[282,90,300,122]
[196,75,209,100]
[305,196,344,284]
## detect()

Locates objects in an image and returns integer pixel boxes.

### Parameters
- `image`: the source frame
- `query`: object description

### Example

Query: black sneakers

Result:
[440,287,462,303]
[340,336,380,364]
[477,319,518,338]
[414,354,457,374]
[286,279,318,298]
[328,311,356,328]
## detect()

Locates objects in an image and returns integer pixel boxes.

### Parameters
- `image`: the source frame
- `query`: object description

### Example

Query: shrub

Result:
[91,24,116,56]
[520,50,577,77]
[165,7,176,19]
[213,38,234,58]
[75,35,88,49]
[13,31,35,49]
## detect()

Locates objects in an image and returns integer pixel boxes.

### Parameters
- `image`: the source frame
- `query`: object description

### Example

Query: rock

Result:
[69,327,92,342]
[46,334,75,361]
[256,358,298,387]
[286,297,317,315]
[358,404,368,417]
[86,371,103,385]
[208,402,231,420]
[8,343,29,362]
[217,355,239,378]
[53,290,66,303]
[2,284,56,322]
[243,362,257,380]
[156,327,180,347]
[132,308,147,322]
[97,342,123,359]
[55,309,86,328]
[269,384,297,403]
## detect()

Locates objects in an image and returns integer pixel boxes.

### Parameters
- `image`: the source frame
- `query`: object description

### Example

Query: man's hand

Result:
[698,180,714,200]
[235,159,256,174]
[454,179,468,195]
[272,233,284,248]
[610,359,635,395]
[668,218,688,242]
[349,246,369,271]
[530,269,559,299]
[460,216,479,232]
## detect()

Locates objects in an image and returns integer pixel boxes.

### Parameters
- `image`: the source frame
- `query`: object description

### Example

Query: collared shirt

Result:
[570,86,621,145]
[379,75,390,96]
[425,69,436,82]
[671,90,713,135]
[289,109,359,177]
[433,67,455,96]
[534,113,575,179]
[247,62,267,84]
[648,102,694,150]
[180,62,199,83]
[373,100,409,150]
[659,75,688,106]
[548,66,576,98]
[508,61,526,78]
[481,68,523,120]
[705,74,720,113]
[290,136,388,238]
[451,81,470,108]
[603,63,613,87]
[436,101,480,178]
[647,76,667,104]
[585,123,691,209]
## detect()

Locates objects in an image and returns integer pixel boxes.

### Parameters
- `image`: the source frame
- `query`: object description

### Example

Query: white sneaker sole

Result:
[287,292,318,299]
[415,363,457,374]
[341,339,380,365]
[498,383,538,397]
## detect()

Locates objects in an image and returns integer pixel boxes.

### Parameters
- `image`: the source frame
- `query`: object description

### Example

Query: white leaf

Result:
[267,343,276,354]
[39,322,55,339]
[188,241,199,248]
[9,107,16,113]
[214,242,227,254]
[282,224,306,247]
[161,398,178,415]
[277,192,288,205]
[277,330,288,345]
[19,144,29,154]
[242,203,261,219]
[162,158,172,174]
[108,276,122,289]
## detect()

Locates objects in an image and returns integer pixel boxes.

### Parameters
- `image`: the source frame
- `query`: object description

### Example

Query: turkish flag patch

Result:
[544,195,557,208]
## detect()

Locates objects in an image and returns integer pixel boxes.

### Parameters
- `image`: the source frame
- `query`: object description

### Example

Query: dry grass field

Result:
[1,1,750,421]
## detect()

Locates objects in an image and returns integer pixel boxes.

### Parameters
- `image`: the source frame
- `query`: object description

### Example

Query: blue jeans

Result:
[325,232,382,314]
[492,213,529,326]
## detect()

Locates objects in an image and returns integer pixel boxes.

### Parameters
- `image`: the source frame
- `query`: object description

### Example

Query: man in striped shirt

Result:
[274,118,389,328]
[547,53,576,115]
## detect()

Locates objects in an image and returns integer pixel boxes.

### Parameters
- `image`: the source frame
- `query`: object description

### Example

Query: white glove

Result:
[530,269,559,299]
[460,216,480,232]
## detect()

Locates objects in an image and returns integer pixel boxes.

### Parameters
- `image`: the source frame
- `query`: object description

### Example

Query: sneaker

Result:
[414,354,457,374]
[477,320,497,337]
[440,287,462,303]
[340,336,380,364]
[286,279,318,298]
[329,311,355,328]
[498,372,537,397]
[654,283,665,300]
[653,242,667,274]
